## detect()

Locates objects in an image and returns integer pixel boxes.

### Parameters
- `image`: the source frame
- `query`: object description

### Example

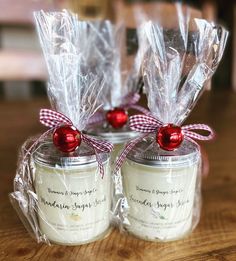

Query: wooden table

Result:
[1,91,236,261]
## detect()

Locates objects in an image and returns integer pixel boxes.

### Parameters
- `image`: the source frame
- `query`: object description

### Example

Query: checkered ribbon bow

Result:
[88,92,150,126]
[114,114,214,174]
[40,109,113,178]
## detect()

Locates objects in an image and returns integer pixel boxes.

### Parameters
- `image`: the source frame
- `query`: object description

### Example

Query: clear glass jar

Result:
[121,138,201,241]
[86,125,140,218]
[33,142,111,245]
[87,125,139,167]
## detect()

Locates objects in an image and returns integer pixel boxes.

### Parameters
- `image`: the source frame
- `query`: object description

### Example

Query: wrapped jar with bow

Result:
[114,5,228,242]
[9,11,114,246]
[85,19,150,167]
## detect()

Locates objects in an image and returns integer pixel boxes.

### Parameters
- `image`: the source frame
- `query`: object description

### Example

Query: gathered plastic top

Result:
[75,18,141,110]
[138,5,228,125]
[79,19,123,110]
[35,10,141,120]
[34,10,106,130]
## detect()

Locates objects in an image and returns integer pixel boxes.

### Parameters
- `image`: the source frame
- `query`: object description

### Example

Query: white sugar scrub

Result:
[34,142,111,245]
[9,11,114,246]
[122,139,201,241]
[113,4,228,242]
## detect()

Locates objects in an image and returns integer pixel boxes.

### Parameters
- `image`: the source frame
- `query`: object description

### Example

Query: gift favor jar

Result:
[121,139,201,241]
[87,125,140,212]
[33,141,111,245]
[87,125,139,167]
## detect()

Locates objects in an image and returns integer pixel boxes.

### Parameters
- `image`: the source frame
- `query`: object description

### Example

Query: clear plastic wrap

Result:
[140,18,228,125]
[86,20,146,167]
[85,11,149,160]
[114,4,228,241]
[34,10,104,130]
[10,138,111,245]
[9,10,113,245]
[81,19,142,110]
[121,138,201,241]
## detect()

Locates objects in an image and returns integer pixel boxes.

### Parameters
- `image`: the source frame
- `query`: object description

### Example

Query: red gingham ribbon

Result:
[114,114,214,174]
[121,92,141,107]
[39,109,113,178]
[88,92,150,126]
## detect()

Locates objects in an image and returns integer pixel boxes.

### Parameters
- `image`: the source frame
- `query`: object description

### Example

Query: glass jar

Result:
[87,125,140,217]
[87,125,139,167]
[121,138,201,241]
[33,141,111,245]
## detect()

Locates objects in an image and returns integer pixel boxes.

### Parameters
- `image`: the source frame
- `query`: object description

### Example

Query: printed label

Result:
[122,162,198,241]
[35,166,110,244]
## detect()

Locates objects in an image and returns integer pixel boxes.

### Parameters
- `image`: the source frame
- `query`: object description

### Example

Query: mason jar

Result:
[87,125,140,217]
[33,141,111,245]
[87,125,139,166]
[121,138,201,241]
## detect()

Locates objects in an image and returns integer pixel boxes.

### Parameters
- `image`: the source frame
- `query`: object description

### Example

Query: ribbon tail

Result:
[113,133,148,176]
[82,134,110,179]
[82,134,113,153]
[94,149,105,179]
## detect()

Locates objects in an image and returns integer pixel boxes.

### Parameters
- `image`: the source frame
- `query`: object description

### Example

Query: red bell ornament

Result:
[53,125,81,153]
[106,108,128,129]
[157,124,183,151]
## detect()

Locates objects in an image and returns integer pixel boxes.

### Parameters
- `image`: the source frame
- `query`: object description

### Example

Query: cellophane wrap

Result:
[139,6,228,125]
[9,10,112,245]
[82,19,142,110]
[114,4,228,241]
[34,10,105,130]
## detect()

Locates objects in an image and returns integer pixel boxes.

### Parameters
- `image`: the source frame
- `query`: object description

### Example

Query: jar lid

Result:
[126,138,200,168]
[86,124,140,144]
[33,141,109,168]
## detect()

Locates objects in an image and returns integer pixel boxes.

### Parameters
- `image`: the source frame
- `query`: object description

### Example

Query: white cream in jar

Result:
[33,142,111,245]
[86,125,140,217]
[121,139,201,241]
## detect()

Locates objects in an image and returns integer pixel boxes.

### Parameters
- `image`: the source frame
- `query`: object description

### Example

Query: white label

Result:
[35,163,111,245]
[122,160,199,241]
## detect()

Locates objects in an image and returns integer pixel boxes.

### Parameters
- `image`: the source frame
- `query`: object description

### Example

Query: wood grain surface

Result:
[0,91,236,261]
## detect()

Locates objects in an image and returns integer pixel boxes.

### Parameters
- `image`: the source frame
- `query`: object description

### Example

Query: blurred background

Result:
[0,0,234,100]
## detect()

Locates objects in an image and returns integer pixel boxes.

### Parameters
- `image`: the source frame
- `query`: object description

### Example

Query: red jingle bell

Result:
[106,108,128,129]
[157,124,183,151]
[53,125,81,153]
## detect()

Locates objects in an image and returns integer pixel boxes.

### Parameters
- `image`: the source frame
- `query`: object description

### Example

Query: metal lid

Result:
[33,141,109,168]
[126,138,200,168]
[86,124,140,144]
